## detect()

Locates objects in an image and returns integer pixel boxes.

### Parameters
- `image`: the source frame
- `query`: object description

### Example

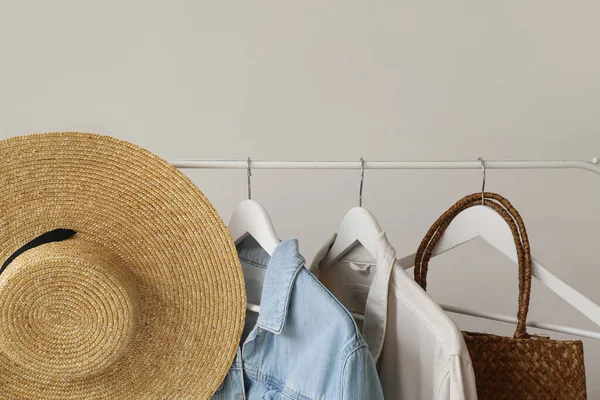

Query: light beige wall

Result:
[1,0,599,395]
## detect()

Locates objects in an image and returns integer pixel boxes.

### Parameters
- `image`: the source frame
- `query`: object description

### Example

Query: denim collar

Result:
[237,238,305,335]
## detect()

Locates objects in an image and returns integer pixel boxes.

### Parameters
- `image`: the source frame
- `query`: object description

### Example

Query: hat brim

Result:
[0,132,245,399]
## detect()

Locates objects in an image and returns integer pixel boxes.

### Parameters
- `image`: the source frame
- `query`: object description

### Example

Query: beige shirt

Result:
[309,233,477,400]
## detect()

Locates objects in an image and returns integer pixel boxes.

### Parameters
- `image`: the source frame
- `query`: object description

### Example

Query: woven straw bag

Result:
[414,192,587,400]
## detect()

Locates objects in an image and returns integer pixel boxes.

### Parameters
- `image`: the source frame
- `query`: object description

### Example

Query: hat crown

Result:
[0,237,138,378]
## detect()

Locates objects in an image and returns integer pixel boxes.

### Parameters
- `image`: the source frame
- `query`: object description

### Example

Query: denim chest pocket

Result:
[261,389,281,400]
[246,381,293,400]
[259,387,310,400]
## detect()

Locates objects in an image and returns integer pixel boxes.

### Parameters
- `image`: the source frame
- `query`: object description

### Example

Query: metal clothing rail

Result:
[172,158,600,175]
[171,158,600,340]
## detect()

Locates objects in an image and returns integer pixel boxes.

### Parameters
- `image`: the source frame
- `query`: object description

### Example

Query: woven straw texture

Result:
[0,132,246,399]
[414,192,587,400]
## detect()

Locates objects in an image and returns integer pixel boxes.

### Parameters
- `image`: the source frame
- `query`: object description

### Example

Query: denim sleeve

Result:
[341,344,384,400]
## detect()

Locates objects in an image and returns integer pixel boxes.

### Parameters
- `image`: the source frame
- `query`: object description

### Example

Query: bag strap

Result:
[413,192,532,339]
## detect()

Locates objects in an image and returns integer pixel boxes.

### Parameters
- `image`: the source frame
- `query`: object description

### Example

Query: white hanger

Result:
[227,157,280,256]
[321,158,383,266]
[228,199,280,255]
[398,158,600,339]
[227,158,280,316]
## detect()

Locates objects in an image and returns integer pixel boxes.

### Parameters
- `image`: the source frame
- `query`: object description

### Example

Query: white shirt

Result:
[309,233,478,400]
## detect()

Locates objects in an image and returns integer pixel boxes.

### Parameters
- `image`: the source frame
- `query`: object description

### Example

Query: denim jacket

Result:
[212,237,383,400]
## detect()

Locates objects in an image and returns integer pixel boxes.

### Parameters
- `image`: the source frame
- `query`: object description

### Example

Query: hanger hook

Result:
[359,157,365,207]
[247,157,252,200]
[478,157,485,205]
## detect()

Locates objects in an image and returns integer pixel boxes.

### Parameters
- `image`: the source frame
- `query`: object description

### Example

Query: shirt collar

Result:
[309,231,396,274]
[253,238,305,334]
[375,232,397,267]
[309,232,396,361]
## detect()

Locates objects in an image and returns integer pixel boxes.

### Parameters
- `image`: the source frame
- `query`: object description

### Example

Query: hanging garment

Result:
[212,236,383,400]
[310,233,477,400]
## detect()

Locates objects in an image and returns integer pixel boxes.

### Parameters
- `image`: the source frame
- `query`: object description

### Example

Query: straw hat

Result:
[0,132,246,399]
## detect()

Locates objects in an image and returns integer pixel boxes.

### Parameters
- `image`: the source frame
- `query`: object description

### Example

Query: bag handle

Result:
[413,192,532,339]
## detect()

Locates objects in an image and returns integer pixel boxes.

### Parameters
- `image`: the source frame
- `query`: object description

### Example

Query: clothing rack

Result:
[171,158,600,340]
[172,159,600,174]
